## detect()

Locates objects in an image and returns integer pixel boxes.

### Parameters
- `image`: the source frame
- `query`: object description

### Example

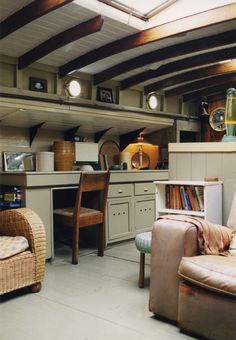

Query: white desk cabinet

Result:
[0,170,168,258]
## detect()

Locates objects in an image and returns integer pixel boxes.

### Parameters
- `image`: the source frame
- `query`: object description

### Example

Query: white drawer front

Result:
[108,184,133,198]
[134,182,155,195]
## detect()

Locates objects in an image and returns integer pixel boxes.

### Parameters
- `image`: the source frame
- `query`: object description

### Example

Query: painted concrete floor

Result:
[1,241,195,340]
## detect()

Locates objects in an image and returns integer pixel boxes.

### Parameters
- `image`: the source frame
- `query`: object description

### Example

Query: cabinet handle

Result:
[144,188,148,192]
[118,189,123,193]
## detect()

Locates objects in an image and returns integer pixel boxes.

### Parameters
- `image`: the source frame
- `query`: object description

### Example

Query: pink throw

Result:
[158,215,232,256]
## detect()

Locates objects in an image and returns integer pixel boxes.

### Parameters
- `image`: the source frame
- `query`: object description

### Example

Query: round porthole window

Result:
[209,107,226,132]
[65,78,81,97]
[147,93,159,110]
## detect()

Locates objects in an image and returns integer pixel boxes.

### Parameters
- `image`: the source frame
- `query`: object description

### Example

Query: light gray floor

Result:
[1,241,195,340]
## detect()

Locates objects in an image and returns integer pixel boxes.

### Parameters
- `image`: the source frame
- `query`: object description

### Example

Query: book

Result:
[175,185,182,210]
[169,185,174,209]
[184,187,192,210]
[190,186,200,211]
[186,186,197,211]
[165,185,170,208]
[195,186,204,211]
[180,186,188,210]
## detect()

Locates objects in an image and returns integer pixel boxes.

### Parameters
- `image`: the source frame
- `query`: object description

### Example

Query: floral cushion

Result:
[0,236,29,259]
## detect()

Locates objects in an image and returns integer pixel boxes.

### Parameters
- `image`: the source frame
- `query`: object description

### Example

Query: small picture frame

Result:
[3,152,35,171]
[29,77,48,92]
[97,87,113,103]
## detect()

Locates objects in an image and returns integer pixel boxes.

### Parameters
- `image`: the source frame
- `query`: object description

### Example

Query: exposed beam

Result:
[121,46,236,90]
[165,73,236,98]
[18,16,104,69]
[144,60,236,95]
[208,92,226,103]
[0,0,73,39]
[183,82,235,102]
[94,29,236,85]
[59,3,236,78]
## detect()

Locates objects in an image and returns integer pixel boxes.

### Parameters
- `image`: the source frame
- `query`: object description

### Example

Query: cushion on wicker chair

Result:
[0,236,29,259]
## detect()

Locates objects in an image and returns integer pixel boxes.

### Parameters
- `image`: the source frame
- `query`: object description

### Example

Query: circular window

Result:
[147,93,159,110]
[209,107,226,132]
[65,78,81,97]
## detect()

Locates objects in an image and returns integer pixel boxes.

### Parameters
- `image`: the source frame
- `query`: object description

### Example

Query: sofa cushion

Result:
[178,255,236,297]
[0,236,29,260]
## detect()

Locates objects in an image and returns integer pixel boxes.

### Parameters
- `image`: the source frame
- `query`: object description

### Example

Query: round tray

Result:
[99,140,120,168]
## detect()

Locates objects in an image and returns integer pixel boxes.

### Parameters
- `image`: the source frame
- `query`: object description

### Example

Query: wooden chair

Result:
[53,172,110,264]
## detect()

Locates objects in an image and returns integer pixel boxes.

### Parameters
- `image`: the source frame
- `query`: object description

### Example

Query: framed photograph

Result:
[29,77,48,92]
[97,87,113,103]
[3,152,35,172]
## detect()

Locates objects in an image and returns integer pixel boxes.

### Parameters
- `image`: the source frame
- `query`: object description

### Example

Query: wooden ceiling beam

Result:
[59,3,236,78]
[183,82,236,102]
[94,29,236,85]
[0,0,73,39]
[18,16,104,70]
[121,46,236,90]
[207,92,226,103]
[165,73,236,98]
[144,60,236,95]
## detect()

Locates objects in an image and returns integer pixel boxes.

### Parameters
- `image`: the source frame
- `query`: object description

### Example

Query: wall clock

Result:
[209,107,226,132]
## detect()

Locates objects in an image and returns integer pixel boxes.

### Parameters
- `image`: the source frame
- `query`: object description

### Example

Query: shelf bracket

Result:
[64,126,80,141]
[119,128,145,151]
[94,128,111,143]
[29,122,45,147]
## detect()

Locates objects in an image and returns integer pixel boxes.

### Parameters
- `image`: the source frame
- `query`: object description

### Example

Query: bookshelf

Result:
[154,180,223,224]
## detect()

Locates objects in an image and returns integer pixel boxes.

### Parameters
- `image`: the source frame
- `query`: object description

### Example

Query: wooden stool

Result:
[135,231,151,288]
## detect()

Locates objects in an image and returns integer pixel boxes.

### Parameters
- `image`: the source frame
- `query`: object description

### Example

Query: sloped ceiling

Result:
[0,0,235,101]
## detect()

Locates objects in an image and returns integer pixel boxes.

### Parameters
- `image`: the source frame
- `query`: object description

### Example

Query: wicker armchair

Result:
[0,208,46,295]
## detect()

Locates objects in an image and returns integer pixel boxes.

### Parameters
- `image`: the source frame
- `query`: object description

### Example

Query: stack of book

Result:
[165,185,204,211]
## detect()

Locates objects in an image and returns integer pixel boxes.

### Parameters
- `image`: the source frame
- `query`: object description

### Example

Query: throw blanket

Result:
[158,215,232,256]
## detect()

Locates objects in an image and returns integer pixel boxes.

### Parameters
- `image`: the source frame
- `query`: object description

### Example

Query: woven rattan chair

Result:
[53,172,110,264]
[0,208,46,296]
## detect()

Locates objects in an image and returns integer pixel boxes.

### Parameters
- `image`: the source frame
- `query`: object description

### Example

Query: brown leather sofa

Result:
[149,193,236,340]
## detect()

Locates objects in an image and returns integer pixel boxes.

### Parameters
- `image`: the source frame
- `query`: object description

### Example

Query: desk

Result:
[0,170,168,258]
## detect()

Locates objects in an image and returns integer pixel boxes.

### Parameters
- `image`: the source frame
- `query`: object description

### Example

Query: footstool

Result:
[135,231,152,288]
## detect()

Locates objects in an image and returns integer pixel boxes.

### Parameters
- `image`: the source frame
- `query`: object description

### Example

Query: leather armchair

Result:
[149,192,236,339]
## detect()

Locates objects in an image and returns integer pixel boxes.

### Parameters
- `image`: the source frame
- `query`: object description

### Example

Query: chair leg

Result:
[98,222,105,257]
[72,225,79,264]
[139,252,145,288]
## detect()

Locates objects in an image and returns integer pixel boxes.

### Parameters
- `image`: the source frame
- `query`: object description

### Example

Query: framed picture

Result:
[3,152,35,171]
[97,87,113,103]
[29,77,48,92]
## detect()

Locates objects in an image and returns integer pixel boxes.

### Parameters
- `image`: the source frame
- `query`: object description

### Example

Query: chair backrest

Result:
[74,171,110,218]
[227,190,236,231]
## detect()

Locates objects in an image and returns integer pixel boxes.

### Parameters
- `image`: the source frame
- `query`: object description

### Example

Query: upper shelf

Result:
[0,88,174,136]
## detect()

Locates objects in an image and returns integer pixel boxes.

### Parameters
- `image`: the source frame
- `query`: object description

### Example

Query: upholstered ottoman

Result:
[178,255,236,340]
[135,232,151,288]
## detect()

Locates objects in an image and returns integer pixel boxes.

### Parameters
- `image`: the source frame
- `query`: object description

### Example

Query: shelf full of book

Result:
[154,180,223,224]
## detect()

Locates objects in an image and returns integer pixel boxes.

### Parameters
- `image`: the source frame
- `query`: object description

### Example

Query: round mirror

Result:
[209,107,226,132]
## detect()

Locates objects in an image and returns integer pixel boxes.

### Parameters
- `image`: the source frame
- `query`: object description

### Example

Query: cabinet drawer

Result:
[108,184,133,198]
[134,182,155,195]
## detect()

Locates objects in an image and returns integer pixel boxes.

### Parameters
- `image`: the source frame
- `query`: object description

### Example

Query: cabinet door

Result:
[106,197,133,243]
[134,195,155,233]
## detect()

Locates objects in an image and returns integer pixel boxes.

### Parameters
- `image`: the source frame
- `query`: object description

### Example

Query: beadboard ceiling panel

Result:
[0,0,235,99]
